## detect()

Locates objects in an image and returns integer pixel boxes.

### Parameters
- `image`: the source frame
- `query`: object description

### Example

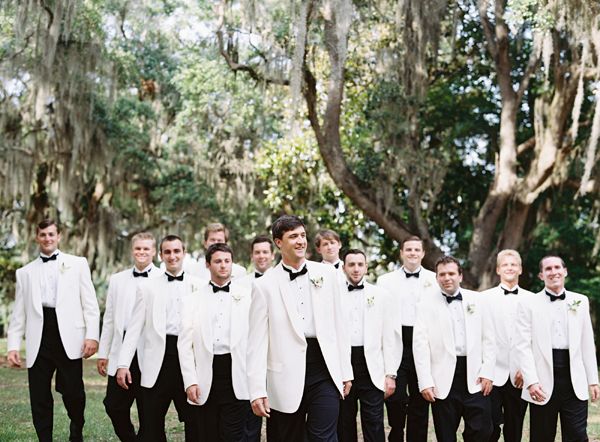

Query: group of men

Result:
[6,215,599,442]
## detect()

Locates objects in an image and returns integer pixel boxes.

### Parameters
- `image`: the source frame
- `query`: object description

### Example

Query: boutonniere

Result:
[568,300,582,313]
[190,283,200,294]
[231,293,243,303]
[366,295,375,307]
[310,276,324,288]
[59,262,70,274]
[423,281,432,289]
[466,303,476,314]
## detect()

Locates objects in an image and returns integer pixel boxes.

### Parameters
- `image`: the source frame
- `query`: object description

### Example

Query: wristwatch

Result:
[386,374,397,380]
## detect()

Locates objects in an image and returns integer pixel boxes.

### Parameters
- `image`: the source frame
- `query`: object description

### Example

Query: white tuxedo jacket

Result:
[117,272,206,388]
[247,261,353,413]
[413,288,495,399]
[237,268,272,289]
[515,290,598,404]
[97,265,162,376]
[480,285,533,387]
[7,253,100,367]
[340,282,402,390]
[178,281,251,405]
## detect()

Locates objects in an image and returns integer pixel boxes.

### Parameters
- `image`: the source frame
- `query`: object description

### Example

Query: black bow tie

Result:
[545,290,566,302]
[334,262,340,269]
[255,272,263,279]
[41,254,58,263]
[133,270,149,278]
[348,283,364,292]
[443,292,463,304]
[503,288,518,295]
[283,265,308,281]
[166,272,184,282]
[211,282,231,293]
[404,270,420,278]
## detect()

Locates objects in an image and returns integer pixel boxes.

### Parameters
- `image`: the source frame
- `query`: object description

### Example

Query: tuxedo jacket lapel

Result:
[229,290,247,349]
[566,292,581,353]
[276,265,305,342]
[30,259,44,316]
[537,297,553,366]
[199,288,214,353]
[307,263,324,335]
[152,280,167,336]
[436,296,455,355]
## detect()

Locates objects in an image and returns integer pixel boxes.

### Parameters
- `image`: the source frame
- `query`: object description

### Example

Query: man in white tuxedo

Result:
[115,235,203,441]
[337,249,400,442]
[183,222,246,279]
[178,243,252,440]
[376,235,437,442]
[247,215,353,441]
[97,232,162,441]
[515,255,599,442]
[315,229,343,270]
[481,250,533,442]
[413,256,495,442]
[7,218,100,442]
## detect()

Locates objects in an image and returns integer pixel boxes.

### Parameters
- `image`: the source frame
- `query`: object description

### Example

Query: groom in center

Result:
[247,215,353,441]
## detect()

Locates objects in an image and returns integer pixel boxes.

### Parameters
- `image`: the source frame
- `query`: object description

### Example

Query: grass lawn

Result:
[1,339,599,441]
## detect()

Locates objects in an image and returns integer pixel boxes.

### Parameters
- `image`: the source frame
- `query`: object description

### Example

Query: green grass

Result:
[1,338,599,441]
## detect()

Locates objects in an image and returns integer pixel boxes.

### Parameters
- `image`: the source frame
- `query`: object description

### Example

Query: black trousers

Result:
[529,350,588,442]
[386,326,429,442]
[104,352,145,442]
[243,408,262,442]
[267,338,340,442]
[338,346,384,442]
[138,335,198,442]
[28,307,86,442]
[197,353,250,441]
[431,357,493,442]
[489,378,527,442]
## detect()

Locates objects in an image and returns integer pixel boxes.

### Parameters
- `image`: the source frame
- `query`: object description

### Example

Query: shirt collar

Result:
[40,249,60,259]
[134,263,154,273]
[545,287,565,297]
[282,261,307,273]
[499,283,519,291]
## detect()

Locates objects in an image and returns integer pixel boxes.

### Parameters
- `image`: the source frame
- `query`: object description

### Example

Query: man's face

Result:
[538,257,567,293]
[400,240,425,270]
[251,242,275,273]
[316,238,342,263]
[496,254,522,286]
[204,231,226,249]
[343,253,367,285]
[275,226,307,264]
[160,240,185,275]
[207,250,232,284]
[436,262,463,294]
[132,239,156,270]
[36,225,61,255]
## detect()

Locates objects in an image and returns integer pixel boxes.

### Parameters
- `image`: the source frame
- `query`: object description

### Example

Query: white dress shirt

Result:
[345,278,366,347]
[282,262,317,338]
[445,290,467,356]
[210,281,233,354]
[164,271,186,336]
[39,251,60,307]
[399,266,422,326]
[546,289,569,349]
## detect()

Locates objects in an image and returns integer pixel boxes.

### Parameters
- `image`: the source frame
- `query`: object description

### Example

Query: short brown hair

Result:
[538,255,566,272]
[401,235,423,250]
[251,235,274,253]
[204,223,229,242]
[206,243,234,263]
[314,229,341,247]
[271,215,305,240]
[131,232,156,247]
[160,234,185,253]
[342,248,367,263]
[37,218,60,233]
[435,255,463,275]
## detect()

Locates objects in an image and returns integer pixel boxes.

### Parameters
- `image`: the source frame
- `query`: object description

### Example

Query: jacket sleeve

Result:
[117,284,146,369]
[7,268,26,352]
[580,296,599,385]
[97,275,117,359]
[79,257,100,341]
[479,296,496,381]
[177,295,199,391]
[413,302,434,392]
[514,299,539,389]
[246,281,269,402]
[382,289,402,376]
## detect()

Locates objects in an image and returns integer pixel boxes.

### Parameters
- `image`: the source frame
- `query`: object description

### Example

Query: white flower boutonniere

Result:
[59,262,70,274]
[232,293,243,303]
[568,300,582,313]
[366,295,375,308]
[466,303,476,314]
[310,276,324,288]
[423,281,432,289]
[190,283,200,294]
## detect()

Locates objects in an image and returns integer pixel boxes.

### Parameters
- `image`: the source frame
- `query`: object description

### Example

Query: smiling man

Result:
[7,218,100,442]
[413,256,495,442]
[246,215,353,441]
[97,232,162,441]
[116,235,204,441]
[515,255,599,442]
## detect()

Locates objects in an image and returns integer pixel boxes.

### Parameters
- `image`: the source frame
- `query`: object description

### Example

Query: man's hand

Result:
[186,385,201,404]
[116,368,132,390]
[514,370,524,389]
[251,397,271,418]
[82,339,98,359]
[590,384,600,402]
[384,376,396,400]
[421,387,436,403]
[7,350,22,368]
[528,383,547,402]
[477,377,493,396]
[97,358,108,377]
[343,381,352,398]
